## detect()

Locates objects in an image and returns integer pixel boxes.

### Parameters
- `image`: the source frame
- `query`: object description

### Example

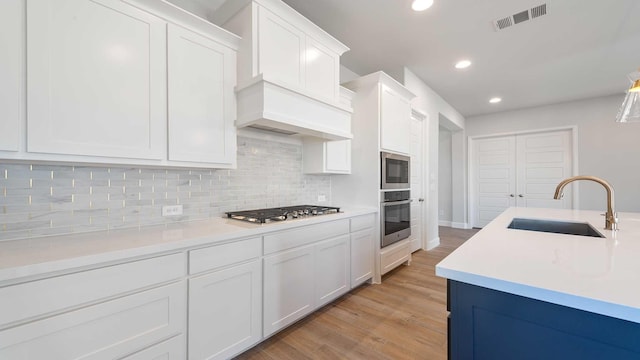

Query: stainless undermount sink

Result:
[507,218,605,238]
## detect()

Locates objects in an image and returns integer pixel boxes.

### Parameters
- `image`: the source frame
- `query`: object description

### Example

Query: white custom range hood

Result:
[212,0,353,141]
[235,76,354,140]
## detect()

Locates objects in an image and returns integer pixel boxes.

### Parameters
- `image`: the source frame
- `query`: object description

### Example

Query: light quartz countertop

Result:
[436,207,640,324]
[0,207,377,284]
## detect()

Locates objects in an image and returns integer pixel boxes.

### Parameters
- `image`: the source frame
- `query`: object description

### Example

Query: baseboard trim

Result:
[451,222,471,229]
[438,220,452,227]
[426,236,440,250]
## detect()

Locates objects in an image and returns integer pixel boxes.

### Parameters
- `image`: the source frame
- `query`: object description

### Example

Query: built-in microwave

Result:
[381,152,410,189]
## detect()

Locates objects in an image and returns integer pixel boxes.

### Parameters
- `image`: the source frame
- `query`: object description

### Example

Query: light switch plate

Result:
[317,195,326,202]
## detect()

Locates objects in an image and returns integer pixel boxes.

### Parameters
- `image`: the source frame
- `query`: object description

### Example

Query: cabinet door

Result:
[189,260,262,360]
[168,24,236,166]
[315,235,350,306]
[325,140,351,173]
[380,85,411,155]
[304,36,338,101]
[350,228,374,288]
[123,334,185,360]
[257,6,304,88]
[0,0,22,152]
[26,0,166,160]
[263,244,315,337]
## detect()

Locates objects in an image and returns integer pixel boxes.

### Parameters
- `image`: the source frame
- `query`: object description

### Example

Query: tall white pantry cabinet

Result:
[1,0,240,169]
[335,71,417,282]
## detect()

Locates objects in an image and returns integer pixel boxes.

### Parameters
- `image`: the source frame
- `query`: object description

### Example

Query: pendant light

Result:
[615,70,640,123]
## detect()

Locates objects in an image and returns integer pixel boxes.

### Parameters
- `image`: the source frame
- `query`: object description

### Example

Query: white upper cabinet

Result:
[222,0,345,103]
[0,0,22,152]
[257,7,305,89]
[167,24,237,167]
[304,36,339,101]
[303,139,351,174]
[380,84,412,155]
[1,0,240,168]
[343,72,415,156]
[27,0,166,160]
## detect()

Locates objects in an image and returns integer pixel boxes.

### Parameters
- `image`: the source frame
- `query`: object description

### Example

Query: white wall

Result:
[466,94,640,213]
[439,127,453,224]
[340,65,361,84]
[401,68,466,248]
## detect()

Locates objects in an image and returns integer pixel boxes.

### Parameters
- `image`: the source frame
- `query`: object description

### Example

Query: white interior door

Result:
[473,136,517,228]
[472,129,573,228]
[409,112,424,252]
[515,130,573,209]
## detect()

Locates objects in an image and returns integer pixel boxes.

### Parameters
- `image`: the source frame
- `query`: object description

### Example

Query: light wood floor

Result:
[234,226,479,360]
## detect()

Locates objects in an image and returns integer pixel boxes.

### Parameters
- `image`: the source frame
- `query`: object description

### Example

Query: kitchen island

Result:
[436,207,640,359]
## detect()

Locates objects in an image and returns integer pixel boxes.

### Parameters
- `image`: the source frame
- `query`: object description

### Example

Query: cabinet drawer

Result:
[264,219,349,255]
[380,241,410,275]
[189,237,261,275]
[0,253,185,328]
[0,281,186,360]
[350,213,375,232]
[123,334,185,360]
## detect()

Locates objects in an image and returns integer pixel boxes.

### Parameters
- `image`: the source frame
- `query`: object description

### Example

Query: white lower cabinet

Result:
[123,334,185,360]
[262,220,352,338]
[315,235,350,306]
[263,244,316,337]
[350,228,374,287]
[350,214,376,287]
[0,281,186,359]
[188,260,262,360]
[187,237,262,360]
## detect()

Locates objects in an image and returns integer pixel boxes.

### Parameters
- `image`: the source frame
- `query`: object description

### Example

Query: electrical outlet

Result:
[162,205,183,217]
[317,195,327,202]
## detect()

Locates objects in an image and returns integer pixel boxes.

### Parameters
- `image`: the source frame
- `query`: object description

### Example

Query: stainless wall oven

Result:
[381,190,411,248]
[381,152,410,189]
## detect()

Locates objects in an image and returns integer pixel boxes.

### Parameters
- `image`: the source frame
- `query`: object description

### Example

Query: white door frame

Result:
[411,108,428,250]
[468,126,579,228]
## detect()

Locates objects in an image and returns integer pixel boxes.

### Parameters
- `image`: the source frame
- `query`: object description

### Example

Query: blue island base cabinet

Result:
[447,280,640,360]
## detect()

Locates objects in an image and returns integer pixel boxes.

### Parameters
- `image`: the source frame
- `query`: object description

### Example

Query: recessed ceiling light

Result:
[489,97,502,104]
[455,60,472,69]
[412,0,434,11]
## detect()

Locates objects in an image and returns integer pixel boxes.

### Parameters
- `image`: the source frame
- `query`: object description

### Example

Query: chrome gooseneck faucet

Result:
[553,175,619,231]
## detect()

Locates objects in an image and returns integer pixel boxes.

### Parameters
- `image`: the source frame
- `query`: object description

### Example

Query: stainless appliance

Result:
[381,152,410,189]
[381,190,411,248]
[226,205,340,224]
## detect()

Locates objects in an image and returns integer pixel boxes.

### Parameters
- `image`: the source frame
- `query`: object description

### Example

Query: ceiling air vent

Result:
[493,2,550,31]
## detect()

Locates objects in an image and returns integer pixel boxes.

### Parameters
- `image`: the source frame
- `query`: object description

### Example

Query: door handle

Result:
[509,194,515,197]
[518,194,524,198]
[419,198,425,202]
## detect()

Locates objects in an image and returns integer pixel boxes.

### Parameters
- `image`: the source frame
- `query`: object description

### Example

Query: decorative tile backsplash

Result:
[0,135,331,241]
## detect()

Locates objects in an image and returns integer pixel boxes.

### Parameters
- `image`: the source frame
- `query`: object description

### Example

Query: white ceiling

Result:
[180,0,640,118]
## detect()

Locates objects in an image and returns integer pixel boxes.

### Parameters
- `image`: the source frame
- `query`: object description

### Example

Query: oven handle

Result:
[381,199,412,206]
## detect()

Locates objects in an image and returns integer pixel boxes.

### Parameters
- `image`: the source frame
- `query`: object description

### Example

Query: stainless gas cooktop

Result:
[226,205,341,224]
